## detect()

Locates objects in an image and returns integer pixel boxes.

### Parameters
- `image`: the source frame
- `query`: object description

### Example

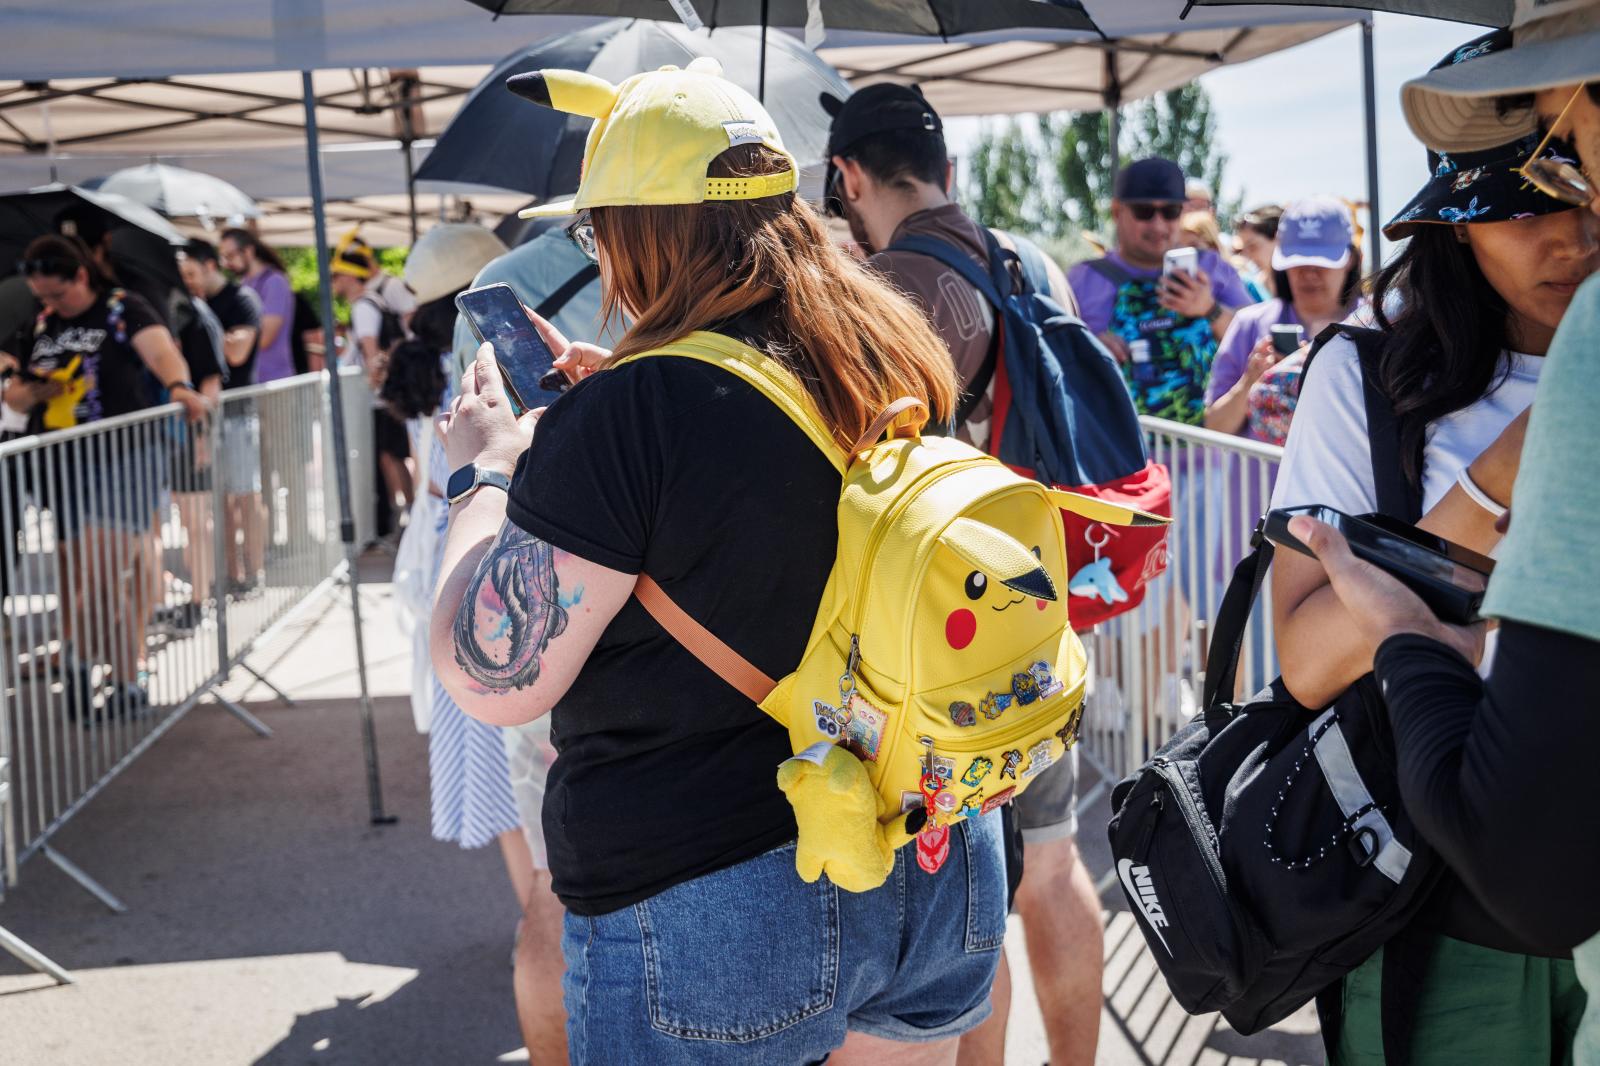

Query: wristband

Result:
[1204,301,1224,323]
[1456,466,1508,519]
[166,379,197,394]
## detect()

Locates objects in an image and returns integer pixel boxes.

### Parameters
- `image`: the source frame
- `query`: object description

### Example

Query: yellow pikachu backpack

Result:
[623,332,1167,891]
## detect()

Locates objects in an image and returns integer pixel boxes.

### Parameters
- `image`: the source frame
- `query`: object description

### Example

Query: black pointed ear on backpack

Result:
[939,518,1059,602]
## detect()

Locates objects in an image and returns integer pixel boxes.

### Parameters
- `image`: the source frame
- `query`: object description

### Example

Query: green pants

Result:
[1334,935,1588,1065]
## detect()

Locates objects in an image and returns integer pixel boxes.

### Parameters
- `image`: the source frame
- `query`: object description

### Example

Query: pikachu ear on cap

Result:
[505,69,619,119]
[939,518,1058,602]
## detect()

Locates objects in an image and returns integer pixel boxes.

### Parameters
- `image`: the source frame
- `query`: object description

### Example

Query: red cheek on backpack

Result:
[946,609,976,650]
[1036,599,1048,611]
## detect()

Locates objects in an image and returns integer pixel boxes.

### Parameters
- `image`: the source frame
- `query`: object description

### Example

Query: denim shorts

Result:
[561,813,1007,1065]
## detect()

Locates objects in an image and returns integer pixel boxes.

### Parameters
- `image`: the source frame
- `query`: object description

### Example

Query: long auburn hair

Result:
[1368,225,1512,492]
[590,144,959,448]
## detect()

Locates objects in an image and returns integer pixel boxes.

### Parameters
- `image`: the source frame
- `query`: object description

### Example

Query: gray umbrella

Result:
[416,19,851,202]
[465,0,1098,38]
[97,162,260,223]
[1180,0,1510,26]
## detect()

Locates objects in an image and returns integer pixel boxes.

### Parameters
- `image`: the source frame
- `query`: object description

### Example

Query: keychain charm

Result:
[1068,523,1129,606]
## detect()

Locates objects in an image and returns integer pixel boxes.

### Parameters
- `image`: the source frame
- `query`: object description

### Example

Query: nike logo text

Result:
[1118,858,1173,955]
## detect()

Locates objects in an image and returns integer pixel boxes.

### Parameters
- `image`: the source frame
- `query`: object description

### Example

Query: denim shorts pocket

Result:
[962,813,1009,953]
[636,843,840,1042]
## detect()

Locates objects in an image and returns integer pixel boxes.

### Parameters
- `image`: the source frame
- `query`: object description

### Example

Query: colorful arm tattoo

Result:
[452,522,570,693]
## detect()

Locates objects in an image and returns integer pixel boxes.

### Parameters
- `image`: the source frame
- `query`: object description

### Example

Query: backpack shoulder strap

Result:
[533,264,600,321]
[1080,256,1135,288]
[884,231,1010,432]
[885,233,1010,310]
[1305,324,1422,522]
[614,332,847,475]
[616,333,841,710]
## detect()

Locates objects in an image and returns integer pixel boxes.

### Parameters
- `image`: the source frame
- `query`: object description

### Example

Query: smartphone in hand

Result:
[1262,505,1493,625]
[455,283,558,414]
[1270,324,1305,356]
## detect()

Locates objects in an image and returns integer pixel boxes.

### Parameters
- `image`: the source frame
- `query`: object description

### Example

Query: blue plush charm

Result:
[1069,556,1129,605]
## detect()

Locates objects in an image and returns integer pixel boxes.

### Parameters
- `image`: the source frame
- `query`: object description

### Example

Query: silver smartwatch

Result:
[446,464,512,505]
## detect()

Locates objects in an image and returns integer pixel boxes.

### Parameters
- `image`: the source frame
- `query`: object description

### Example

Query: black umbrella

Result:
[1179,0,1510,26]
[0,184,189,326]
[466,0,1099,38]
[416,19,851,201]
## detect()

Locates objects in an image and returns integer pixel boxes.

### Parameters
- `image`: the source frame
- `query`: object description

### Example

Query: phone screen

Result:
[1306,506,1489,593]
[455,284,556,413]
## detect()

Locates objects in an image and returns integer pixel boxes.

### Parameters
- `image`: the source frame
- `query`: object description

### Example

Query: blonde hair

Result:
[591,145,960,449]
[1179,210,1224,254]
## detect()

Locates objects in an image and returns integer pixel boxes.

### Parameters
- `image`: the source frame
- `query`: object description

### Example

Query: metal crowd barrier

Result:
[1078,418,1285,855]
[0,369,371,983]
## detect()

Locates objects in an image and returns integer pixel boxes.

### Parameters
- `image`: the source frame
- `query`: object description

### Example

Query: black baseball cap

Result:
[821,85,944,217]
[1114,157,1185,203]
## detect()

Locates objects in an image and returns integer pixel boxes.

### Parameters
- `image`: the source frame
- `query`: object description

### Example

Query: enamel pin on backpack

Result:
[626,333,1168,890]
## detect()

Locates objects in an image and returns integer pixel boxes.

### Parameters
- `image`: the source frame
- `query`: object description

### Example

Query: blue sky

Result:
[946,13,1484,251]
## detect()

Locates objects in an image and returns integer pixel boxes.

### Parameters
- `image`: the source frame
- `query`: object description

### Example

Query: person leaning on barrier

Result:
[1269,27,1600,1066]
[432,58,1006,1065]
[6,234,209,721]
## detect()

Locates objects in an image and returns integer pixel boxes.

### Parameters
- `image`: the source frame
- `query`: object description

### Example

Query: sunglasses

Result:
[1521,83,1597,207]
[1126,202,1184,222]
[17,257,78,277]
[565,210,598,264]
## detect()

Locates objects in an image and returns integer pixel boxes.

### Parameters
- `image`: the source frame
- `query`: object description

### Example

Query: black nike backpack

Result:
[1106,326,1446,1052]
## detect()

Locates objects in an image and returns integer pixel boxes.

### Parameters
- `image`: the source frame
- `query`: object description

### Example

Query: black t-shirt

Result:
[209,281,263,390]
[505,335,841,916]
[176,296,226,389]
[27,288,164,430]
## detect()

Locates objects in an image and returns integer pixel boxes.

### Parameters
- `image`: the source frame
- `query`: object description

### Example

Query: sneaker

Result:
[104,682,151,722]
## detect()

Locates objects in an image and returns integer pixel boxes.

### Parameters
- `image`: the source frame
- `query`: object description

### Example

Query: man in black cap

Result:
[1067,157,1251,427]
[824,83,1103,1066]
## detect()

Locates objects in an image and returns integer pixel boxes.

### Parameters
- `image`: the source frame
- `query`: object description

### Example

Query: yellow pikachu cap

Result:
[330,228,377,280]
[508,58,798,219]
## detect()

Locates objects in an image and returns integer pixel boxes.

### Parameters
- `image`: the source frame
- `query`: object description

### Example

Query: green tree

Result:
[964,119,1039,233]
[961,82,1241,245]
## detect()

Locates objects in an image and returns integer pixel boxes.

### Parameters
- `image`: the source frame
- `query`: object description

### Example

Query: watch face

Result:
[447,464,478,500]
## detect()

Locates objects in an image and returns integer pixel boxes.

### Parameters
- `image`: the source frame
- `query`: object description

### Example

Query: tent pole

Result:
[1106,49,1123,176]
[758,0,769,102]
[1361,18,1382,267]
[403,138,419,245]
[300,70,394,827]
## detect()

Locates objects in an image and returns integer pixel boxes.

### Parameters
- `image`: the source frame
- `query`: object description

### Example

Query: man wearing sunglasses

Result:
[1068,157,1250,428]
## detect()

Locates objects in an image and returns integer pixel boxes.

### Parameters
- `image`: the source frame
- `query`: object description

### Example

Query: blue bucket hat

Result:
[1385,29,1584,240]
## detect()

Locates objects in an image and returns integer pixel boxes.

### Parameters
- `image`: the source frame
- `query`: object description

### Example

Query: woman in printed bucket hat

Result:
[1269,28,1600,1065]
[428,59,1011,1065]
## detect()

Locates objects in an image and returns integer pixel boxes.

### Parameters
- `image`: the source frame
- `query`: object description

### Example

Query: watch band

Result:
[1204,301,1224,323]
[448,466,512,505]
[166,378,198,393]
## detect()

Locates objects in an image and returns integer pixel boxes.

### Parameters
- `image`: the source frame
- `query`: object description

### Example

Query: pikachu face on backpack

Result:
[770,428,1157,891]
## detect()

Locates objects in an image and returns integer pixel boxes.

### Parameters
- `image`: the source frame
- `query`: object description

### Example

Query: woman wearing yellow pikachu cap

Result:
[431,58,1010,1065]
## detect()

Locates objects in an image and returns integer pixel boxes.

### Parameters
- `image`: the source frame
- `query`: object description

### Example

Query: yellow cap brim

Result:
[518,197,580,220]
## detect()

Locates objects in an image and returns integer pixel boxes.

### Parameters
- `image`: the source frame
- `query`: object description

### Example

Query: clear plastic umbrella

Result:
[96,162,260,224]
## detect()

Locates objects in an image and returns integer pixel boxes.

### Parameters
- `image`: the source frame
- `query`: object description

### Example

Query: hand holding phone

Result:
[1263,505,1491,625]
[455,283,560,414]
[1270,324,1306,356]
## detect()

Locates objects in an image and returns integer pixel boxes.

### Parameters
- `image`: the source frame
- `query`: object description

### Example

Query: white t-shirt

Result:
[1271,334,1542,517]
[347,274,416,360]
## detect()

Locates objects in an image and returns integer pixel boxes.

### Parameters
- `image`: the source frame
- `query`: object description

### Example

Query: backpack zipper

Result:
[1153,760,1227,895]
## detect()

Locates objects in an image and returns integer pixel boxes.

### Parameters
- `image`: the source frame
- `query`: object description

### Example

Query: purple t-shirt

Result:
[1067,248,1252,336]
[1206,298,1298,407]
[242,267,295,383]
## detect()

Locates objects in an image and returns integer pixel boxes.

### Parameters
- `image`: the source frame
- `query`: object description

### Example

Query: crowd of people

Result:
[4,3,1600,1063]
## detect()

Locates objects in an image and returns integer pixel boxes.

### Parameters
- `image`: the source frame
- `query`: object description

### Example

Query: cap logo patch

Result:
[723,120,765,148]
[1295,217,1324,238]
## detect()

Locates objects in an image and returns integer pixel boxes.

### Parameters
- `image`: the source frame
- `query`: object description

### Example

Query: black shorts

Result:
[168,430,214,494]
[374,408,411,460]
